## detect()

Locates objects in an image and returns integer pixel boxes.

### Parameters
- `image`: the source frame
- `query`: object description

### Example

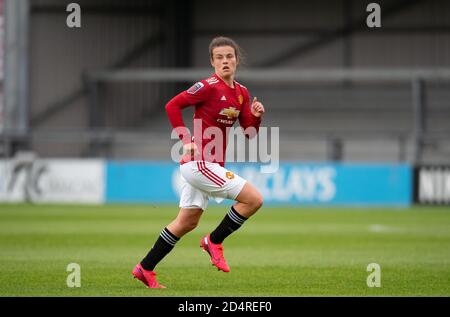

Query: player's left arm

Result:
[238,92,265,138]
[250,96,265,118]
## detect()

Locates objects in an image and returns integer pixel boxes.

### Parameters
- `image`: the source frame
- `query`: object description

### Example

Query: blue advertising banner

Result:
[106,161,412,206]
[106,161,179,203]
[229,163,412,206]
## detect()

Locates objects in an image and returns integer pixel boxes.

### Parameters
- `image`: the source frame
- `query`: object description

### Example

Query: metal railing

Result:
[84,67,450,163]
[2,67,450,163]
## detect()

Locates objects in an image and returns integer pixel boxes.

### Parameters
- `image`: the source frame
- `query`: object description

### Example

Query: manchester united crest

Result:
[238,95,244,105]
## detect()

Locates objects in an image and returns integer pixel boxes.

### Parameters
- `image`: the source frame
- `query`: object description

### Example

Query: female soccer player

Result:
[132,36,265,288]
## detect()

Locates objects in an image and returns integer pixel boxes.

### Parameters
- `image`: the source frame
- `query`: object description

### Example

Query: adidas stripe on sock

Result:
[210,206,248,244]
[140,227,180,271]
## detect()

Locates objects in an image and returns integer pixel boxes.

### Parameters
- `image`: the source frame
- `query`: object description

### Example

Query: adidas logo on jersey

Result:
[221,96,227,101]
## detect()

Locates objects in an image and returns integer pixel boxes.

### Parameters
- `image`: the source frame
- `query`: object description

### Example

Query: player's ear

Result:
[210,57,215,68]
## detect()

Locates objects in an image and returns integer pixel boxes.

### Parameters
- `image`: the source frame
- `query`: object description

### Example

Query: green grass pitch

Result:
[0,204,449,296]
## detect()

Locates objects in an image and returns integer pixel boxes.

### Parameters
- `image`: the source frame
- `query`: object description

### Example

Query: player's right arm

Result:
[165,80,211,150]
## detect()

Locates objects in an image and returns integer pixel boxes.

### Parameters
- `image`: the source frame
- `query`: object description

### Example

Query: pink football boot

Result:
[200,234,230,273]
[132,263,166,289]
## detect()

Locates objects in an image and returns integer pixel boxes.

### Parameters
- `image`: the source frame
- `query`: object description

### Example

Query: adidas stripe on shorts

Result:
[179,161,247,211]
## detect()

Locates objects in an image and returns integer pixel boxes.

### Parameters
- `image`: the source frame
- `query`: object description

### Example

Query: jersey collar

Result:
[214,73,236,89]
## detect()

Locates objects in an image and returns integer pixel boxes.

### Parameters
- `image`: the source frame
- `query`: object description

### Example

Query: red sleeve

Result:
[165,81,210,145]
[182,80,211,105]
[238,89,261,139]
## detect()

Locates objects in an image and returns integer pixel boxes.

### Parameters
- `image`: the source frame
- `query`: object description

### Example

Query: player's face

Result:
[211,46,238,79]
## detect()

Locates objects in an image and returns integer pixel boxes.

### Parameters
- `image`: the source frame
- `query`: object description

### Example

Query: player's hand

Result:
[251,97,265,117]
[183,142,199,156]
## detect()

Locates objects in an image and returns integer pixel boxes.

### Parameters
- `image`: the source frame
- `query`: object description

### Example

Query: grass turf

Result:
[0,204,449,296]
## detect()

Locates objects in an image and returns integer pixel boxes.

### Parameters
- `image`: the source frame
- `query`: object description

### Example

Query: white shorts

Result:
[179,161,247,211]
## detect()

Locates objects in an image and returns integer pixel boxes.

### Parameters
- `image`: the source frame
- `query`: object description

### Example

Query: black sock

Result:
[210,206,248,244]
[140,227,180,271]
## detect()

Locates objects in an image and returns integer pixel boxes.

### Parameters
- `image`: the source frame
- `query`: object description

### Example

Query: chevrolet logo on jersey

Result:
[219,107,240,119]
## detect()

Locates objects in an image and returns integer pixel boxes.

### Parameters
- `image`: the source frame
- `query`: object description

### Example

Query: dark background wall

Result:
[19,0,450,162]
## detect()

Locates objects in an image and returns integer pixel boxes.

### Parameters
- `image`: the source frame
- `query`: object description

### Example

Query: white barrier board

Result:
[0,159,105,204]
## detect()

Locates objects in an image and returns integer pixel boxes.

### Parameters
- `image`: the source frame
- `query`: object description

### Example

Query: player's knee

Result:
[251,192,264,211]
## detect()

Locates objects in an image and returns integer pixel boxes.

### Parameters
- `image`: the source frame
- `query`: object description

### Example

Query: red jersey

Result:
[165,74,262,167]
